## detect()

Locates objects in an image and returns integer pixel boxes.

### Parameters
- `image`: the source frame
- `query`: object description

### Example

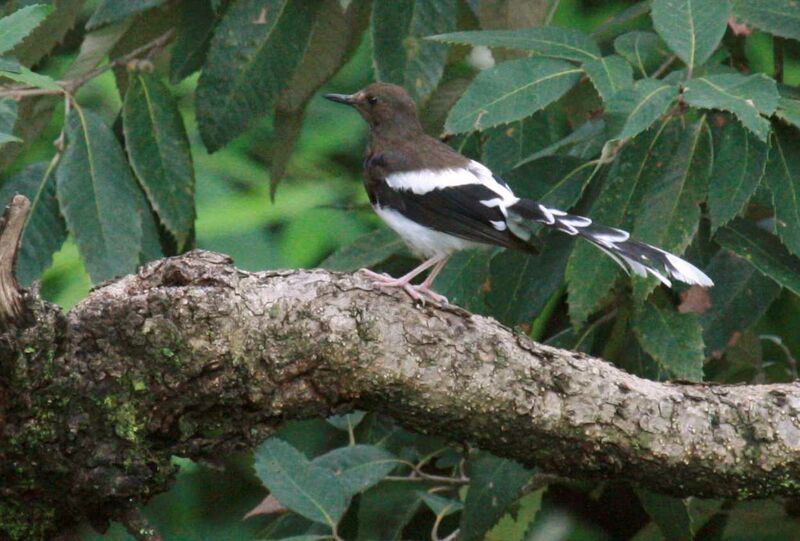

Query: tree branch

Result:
[2,250,800,537]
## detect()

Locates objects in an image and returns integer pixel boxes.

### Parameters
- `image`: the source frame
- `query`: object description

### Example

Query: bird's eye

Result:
[367,95,378,105]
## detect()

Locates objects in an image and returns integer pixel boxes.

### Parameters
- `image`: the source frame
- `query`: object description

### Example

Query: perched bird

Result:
[324,82,713,304]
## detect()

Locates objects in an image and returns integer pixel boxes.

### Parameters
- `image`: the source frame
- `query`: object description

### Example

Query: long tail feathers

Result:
[508,199,713,288]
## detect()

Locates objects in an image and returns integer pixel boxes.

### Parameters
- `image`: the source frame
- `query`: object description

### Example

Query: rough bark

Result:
[1,250,800,538]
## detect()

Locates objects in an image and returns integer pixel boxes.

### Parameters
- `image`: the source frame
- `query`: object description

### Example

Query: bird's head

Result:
[324,82,422,135]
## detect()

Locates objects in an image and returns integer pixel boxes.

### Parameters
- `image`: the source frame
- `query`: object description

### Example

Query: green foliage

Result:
[1,0,800,538]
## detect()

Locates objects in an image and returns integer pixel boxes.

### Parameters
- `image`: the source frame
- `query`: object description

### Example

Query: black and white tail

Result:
[508,199,713,288]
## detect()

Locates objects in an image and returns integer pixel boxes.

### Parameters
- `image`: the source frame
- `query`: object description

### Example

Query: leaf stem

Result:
[652,55,677,79]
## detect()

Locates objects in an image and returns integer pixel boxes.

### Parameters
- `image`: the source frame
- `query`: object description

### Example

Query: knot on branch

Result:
[0,195,30,328]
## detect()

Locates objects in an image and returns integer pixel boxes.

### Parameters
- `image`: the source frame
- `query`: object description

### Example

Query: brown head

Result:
[324,82,423,136]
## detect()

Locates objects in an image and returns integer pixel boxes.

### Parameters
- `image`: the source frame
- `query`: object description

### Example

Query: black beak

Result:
[324,93,357,105]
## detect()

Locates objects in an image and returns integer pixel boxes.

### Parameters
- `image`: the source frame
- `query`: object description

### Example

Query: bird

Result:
[324,82,713,304]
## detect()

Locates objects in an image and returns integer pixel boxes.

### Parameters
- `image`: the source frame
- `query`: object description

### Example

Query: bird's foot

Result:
[358,268,393,281]
[359,269,448,305]
[407,284,448,305]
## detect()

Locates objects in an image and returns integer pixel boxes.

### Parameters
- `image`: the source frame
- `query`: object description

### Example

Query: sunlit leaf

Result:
[429,26,601,63]
[486,490,544,541]
[254,438,348,527]
[372,0,456,103]
[632,301,705,381]
[55,108,143,282]
[459,452,533,541]
[445,58,582,134]
[707,117,769,232]
[716,219,800,297]
[0,4,53,56]
[651,0,730,73]
[196,0,321,151]
[0,57,60,90]
[684,73,778,142]
[582,55,634,102]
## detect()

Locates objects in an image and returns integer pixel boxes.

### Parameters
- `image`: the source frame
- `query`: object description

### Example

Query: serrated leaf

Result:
[700,250,781,357]
[432,249,492,311]
[716,219,800,297]
[55,108,143,282]
[517,118,605,167]
[776,97,800,130]
[651,0,730,73]
[488,234,572,327]
[486,490,544,541]
[357,481,423,541]
[10,0,85,68]
[320,227,405,272]
[637,490,694,541]
[765,126,800,258]
[446,58,582,134]
[63,20,132,79]
[731,0,800,41]
[480,112,563,175]
[169,0,217,83]
[196,0,321,152]
[0,162,66,286]
[459,452,532,541]
[326,411,366,431]
[632,117,712,298]
[0,4,53,56]
[633,301,705,381]
[372,0,456,103]
[313,445,400,497]
[683,74,778,142]
[613,31,668,77]
[123,71,195,249]
[582,55,634,103]
[429,26,601,63]
[606,78,678,140]
[254,438,348,527]
[420,492,463,516]
[566,119,681,325]
[86,0,166,29]
[0,57,60,90]
[708,118,769,232]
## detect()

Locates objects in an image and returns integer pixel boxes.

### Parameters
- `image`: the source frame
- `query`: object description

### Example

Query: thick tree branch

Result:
[2,250,800,537]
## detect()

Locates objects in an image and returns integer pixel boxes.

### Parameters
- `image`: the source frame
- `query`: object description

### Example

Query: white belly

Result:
[374,206,481,258]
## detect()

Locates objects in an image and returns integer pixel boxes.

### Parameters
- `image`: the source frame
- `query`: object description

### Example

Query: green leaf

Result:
[731,0,800,41]
[776,97,800,130]
[326,411,366,432]
[632,117,712,298]
[169,0,217,83]
[651,0,730,73]
[420,492,463,516]
[716,219,800,297]
[707,117,768,232]
[459,453,532,541]
[487,234,573,327]
[0,4,53,56]
[486,490,544,541]
[372,0,456,103]
[196,0,321,151]
[480,112,564,175]
[10,0,85,68]
[637,490,694,541]
[700,250,781,357]
[254,438,348,527]
[55,107,143,283]
[505,156,596,211]
[313,445,400,497]
[429,26,601,63]
[0,57,60,90]
[582,55,634,103]
[445,58,582,134]
[765,126,800,259]
[86,0,166,29]
[0,98,19,145]
[613,31,669,77]
[320,227,405,272]
[566,119,681,325]
[683,74,778,142]
[357,481,423,541]
[0,162,67,286]
[606,78,678,140]
[63,20,132,80]
[632,301,705,381]
[123,71,195,249]
[433,249,492,312]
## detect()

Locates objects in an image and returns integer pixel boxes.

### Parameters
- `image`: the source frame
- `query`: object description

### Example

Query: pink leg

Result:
[359,256,442,287]
[359,256,450,304]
